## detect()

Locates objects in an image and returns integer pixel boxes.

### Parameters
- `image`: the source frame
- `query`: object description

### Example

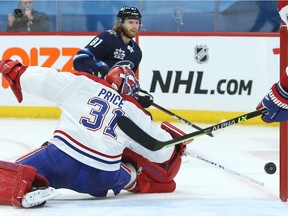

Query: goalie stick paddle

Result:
[152,103,214,137]
[117,108,268,151]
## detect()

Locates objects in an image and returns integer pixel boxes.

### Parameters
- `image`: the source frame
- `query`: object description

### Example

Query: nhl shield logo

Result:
[194,45,208,64]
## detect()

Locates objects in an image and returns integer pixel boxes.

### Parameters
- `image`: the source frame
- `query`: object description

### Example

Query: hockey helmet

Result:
[105,65,140,96]
[117,6,142,23]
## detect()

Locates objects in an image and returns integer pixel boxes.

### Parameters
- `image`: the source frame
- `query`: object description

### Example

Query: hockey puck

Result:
[264,162,277,174]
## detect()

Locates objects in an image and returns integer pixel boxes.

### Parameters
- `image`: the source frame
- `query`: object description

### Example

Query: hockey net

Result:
[279,25,288,202]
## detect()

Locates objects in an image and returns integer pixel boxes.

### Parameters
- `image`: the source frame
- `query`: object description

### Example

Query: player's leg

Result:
[92,162,137,196]
[16,143,88,189]
[79,162,136,197]
[17,143,137,197]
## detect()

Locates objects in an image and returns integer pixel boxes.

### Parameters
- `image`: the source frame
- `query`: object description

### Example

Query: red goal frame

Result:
[279,25,288,202]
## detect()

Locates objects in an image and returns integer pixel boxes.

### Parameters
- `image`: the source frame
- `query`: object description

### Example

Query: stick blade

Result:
[117,116,161,151]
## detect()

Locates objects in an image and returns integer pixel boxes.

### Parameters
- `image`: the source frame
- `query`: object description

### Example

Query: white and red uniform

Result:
[20,66,174,171]
[0,60,187,207]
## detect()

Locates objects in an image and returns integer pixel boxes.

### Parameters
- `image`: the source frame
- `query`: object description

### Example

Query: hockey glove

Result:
[89,61,110,78]
[256,82,288,123]
[135,89,154,108]
[0,59,27,103]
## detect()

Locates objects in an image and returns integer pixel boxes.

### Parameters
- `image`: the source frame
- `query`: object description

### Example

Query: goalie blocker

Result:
[122,121,191,193]
[0,160,57,208]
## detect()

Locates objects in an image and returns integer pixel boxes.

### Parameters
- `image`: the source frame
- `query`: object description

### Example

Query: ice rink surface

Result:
[0,118,288,215]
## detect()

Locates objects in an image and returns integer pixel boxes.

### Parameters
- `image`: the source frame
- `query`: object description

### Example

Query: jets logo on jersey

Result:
[114,48,125,60]
[194,45,208,64]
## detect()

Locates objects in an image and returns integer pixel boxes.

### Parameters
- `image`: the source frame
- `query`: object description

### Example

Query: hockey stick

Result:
[152,103,213,137]
[185,150,264,186]
[117,108,268,151]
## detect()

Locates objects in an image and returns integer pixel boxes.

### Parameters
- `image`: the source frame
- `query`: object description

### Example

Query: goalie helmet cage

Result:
[280,25,288,202]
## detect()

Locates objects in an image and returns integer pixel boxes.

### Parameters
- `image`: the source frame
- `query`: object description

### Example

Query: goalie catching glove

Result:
[257,82,288,123]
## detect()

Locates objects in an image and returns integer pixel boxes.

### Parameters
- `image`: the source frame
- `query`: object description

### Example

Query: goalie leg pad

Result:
[123,121,190,183]
[0,160,48,207]
[129,172,176,193]
[122,148,179,193]
[123,148,178,183]
[122,122,192,193]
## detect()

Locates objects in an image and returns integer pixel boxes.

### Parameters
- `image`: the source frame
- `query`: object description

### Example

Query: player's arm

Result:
[121,100,178,166]
[73,32,111,78]
[124,108,175,163]
[0,59,84,105]
[73,48,109,78]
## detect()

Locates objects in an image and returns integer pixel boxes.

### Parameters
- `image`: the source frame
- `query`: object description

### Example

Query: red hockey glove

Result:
[0,59,27,103]
[256,83,288,123]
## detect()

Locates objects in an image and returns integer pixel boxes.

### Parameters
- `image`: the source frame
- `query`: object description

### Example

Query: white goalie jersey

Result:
[19,67,174,171]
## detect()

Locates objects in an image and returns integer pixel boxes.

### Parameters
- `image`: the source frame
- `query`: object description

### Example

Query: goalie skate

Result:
[21,187,58,208]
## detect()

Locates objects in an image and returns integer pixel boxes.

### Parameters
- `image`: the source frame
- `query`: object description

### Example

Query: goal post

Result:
[279,25,288,202]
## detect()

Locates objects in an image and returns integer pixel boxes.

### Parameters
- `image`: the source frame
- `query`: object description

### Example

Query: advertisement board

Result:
[0,33,280,123]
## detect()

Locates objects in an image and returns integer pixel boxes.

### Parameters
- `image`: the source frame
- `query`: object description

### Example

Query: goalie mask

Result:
[105,65,140,96]
[117,6,142,24]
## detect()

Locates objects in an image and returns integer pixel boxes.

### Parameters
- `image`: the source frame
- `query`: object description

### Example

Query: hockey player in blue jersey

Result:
[0,59,189,208]
[73,6,153,109]
[73,6,141,77]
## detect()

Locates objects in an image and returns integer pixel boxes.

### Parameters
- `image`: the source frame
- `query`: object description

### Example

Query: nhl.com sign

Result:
[147,44,252,96]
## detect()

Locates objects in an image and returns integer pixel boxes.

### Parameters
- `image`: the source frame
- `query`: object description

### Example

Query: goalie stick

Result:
[117,108,268,151]
[152,103,213,137]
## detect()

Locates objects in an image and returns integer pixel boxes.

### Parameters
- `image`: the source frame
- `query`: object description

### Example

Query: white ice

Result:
[0,118,288,216]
